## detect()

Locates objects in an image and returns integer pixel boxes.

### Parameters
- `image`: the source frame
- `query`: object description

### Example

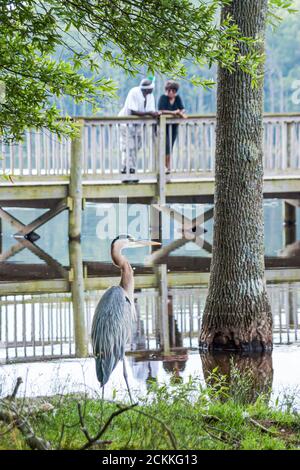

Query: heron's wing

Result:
[91,286,132,386]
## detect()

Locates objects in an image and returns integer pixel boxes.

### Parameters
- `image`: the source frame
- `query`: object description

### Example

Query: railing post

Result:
[69,119,84,241]
[281,121,288,169]
[158,115,166,205]
[286,121,292,169]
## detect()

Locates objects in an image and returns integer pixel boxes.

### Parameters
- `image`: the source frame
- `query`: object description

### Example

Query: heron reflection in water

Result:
[91,235,160,401]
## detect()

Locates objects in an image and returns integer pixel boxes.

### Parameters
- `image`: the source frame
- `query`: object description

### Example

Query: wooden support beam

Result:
[153,204,213,237]
[15,238,69,279]
[14,199,68,238]
[280,240,300,258]
[69,241,88,357]
[190,207,214,226]
[148,205,213,263]
[1,265,300,295]
[284,201,296,226]
[0,279,70,295]
[194,238,213,253]
[0,184,68,202]
[149,199,160,241]
[0,207,39,240]
[283,201,297,247]
[148,238,189,265]
[156,264,170,353]
[69,120,83,240]
[285,199,300,208]
[0,177,299,207]
[0,238,70,281]
[0,242,25,262]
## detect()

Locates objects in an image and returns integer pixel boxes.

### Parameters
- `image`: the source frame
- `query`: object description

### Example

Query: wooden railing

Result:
[1,113,300,180]
[0,131,71,177]
[1,284,299,363]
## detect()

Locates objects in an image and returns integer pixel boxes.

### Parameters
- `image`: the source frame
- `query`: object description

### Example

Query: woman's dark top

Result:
[158,94,184,112]
[158,94,185,154]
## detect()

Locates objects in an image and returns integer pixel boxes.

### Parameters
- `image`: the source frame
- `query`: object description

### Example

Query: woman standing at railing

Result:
[158,81,187,174]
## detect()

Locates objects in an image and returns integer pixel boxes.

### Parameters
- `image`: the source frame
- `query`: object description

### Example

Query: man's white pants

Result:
[120,124,142,170]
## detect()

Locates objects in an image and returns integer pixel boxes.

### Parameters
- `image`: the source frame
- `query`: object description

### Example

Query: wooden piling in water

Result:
[69,240,88,357]
[149,198,160,242]
[69,119,84,241]
[0,217,2,254]
[283,200,296,246]
[156,263,170,353]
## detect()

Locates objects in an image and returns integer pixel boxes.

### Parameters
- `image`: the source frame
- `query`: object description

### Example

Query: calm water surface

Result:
[0,200,300,405]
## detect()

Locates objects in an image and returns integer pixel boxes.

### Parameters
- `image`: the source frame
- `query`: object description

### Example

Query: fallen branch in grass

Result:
[248,417,278,435]
[109,400,178,450]
[0,377,51,450]
[79,402,138,450]
[202,422,240,448]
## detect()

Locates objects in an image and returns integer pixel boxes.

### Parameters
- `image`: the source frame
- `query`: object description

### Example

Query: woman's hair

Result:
[165,80,179,91]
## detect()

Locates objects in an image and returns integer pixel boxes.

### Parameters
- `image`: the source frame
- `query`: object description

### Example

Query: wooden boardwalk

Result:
[1,113,300,200]
[0,113,300,242]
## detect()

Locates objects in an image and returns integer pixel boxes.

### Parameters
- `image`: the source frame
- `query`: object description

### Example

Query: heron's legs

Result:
[100,385,105,424]
[123,359,133,403]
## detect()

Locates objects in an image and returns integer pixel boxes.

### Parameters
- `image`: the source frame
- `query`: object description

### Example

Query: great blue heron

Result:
[91,235,160,401]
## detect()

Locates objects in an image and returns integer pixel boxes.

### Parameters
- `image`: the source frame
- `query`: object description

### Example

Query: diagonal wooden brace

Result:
[0,199,68,242]
[14,199,68,239]
[153,204,213,239]
[148,205,214,264]
[0,241,25,262]
[0,207,39,240]
[0,237,69,279]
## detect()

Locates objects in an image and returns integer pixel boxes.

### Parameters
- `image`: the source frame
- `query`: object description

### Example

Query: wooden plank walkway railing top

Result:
[1,113,300,181]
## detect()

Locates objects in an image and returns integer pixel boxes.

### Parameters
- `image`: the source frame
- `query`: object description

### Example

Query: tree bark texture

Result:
[199,0,272,352]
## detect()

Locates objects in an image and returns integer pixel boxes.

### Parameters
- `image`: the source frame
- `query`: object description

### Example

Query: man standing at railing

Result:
[118,78,161,179]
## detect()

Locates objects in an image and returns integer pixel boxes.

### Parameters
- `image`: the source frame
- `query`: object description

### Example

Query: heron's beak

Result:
[130,240,161,248]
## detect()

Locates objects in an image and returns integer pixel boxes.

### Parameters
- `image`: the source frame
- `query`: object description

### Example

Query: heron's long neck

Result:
[111,244,134,301]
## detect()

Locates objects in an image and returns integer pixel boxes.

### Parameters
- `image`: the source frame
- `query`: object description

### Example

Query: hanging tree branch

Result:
[0,0,269,142]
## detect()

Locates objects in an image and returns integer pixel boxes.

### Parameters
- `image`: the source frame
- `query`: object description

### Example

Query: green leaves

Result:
[0,0,278,141]
[269,0,297,11]
[268,0,298,27]
[190,76,216,88]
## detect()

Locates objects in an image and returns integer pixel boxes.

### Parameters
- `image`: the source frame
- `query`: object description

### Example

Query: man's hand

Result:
[150,111,162,118]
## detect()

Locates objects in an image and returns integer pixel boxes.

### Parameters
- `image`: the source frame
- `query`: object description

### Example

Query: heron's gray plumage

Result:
[91,286,132,386]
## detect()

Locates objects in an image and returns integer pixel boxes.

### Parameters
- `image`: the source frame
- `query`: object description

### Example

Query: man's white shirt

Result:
[118,87,155,116]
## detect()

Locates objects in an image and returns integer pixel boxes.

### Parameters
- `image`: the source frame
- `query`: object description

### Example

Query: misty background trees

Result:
[51,0,300,116]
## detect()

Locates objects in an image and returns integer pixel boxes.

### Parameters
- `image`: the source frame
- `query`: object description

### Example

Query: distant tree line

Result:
[52,0,300,116]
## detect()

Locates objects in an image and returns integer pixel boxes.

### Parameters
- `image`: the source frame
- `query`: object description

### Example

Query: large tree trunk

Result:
[200,352,273,404]
[199,0,272,352]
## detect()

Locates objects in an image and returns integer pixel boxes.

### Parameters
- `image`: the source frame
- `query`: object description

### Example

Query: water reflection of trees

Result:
[200,353,273,404]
